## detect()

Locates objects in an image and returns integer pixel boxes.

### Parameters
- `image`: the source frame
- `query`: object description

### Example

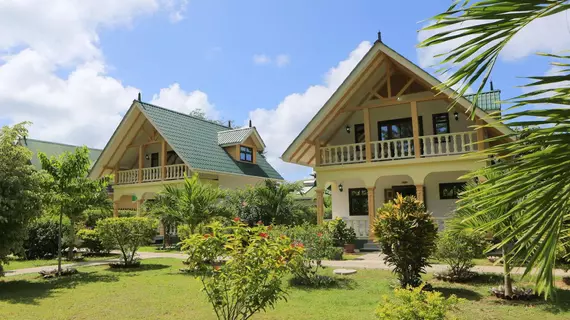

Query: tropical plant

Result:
[453,172,520,296]
[373,194,438,287]
[419,0,570,298]
[0,123,43,275]
[39,146,111,273]
[376,284,462,320]
[229,179,304,225]
[182,219,303,320]
[163,173,229,233]
[327,217,357,247]
[434,226,486,281]
[143,191,182,248]
[96,217,157,266]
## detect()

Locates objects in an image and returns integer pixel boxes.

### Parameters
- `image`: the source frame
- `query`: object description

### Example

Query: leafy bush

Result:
[76,228,106,254]
[23,217,70,259]
[83,209,112,229]
[372,194,438,287]
[182,219,303,320]
[96,217,157,266]
[434,228,485,281]
[327,218,357,246]
[376,284,462,320]
[272,223,336,286]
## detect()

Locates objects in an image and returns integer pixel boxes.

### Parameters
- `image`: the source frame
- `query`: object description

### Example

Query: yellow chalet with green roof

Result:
[89,100,283,217]
[282,36,513,248]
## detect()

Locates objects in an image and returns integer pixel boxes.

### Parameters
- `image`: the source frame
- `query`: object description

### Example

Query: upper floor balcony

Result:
[115,163,189,185]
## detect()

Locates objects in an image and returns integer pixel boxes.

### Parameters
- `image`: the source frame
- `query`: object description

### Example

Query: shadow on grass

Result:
[484,287,570,314]
[106,263,170,273]
[436,287,483,301]
[289,276,358,291]
[0,272,118,305]
[469,273,508,285]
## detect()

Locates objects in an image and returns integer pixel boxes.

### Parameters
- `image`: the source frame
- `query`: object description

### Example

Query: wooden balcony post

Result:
[411,101,421,159]
[138,145,143,183]
[363,108,372,162]
[415,184,424,203]
[367,186,376,241]
[113,164,118,184]
[161,140,167,181]
[476,118,485,151]
[316,189,325,225]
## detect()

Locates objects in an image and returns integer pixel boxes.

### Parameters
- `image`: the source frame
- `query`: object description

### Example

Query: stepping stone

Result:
[333,268,357,276]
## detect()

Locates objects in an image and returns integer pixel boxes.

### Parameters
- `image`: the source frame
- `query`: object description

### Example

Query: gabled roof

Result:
[19,138,102,170]
[281,40,514,165]
[90,101,283,180]
[218,127,266,150]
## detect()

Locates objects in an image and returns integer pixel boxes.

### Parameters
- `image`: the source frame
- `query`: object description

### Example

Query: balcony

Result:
[319,131,479,166]
[116,164,189,185]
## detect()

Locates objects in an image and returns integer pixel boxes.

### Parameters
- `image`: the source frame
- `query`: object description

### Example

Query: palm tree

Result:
[143,192,181,248]
[419,0,570,298]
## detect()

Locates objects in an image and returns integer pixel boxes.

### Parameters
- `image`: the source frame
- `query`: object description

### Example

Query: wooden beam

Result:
[316,189,324,224]
[410,101,421,159]
[372,92,384,100]
[161,140,167,181]
[314,143,321,166]
[476,118,485,151]
[307,154,315,166]
[397,78,414,97]
[323,111,356,145]
[138,144,143,183]
[386,63,392,98]
[126,139,163,148]
[111,111,142,169]
[141,121,153,139]
[344,92,447,112]
[363,108,372,162]
[294,143,311,163]
[367,187,376,241]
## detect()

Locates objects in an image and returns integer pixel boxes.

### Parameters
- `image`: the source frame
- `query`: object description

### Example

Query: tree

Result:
[372,194,438,287]
[0,123,43,275]
[143,191,182,248]
[96,217,157,265]
[39,146,111,275]
[419,0,570,298]
[163,173,228,232]
[189,108,237,127]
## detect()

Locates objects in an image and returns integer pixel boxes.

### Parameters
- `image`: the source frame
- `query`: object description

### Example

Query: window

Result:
[439,182,466,199]
[354,123,365,143]
[378,117,423,140]
[240,146,253,162]
[349,188,368,216]
[150,153,159,167]
[432,113,450,135]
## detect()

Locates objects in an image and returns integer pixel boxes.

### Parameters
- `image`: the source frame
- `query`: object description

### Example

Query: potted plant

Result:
[343,227,357,253]
[327,218,357,253]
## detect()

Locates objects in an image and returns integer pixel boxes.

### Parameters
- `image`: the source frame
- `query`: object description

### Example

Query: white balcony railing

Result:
[116,164,189,185]
[344,217,369,239]
[319,131,478,166]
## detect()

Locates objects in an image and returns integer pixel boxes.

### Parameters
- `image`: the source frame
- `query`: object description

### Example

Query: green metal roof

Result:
[138,101,283,180]
[464,90,501,112]
[218,127,255,146]
[20,138,102,170]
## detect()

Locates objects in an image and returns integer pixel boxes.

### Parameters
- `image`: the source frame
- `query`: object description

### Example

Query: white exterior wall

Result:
[217,174,266,190]
[424,171,469,219]
[331,179,365,219]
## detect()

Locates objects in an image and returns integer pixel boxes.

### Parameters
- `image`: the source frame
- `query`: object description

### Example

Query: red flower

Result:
[317,232,323,237]
[259,232,268,238]
[233,217,240,222]
[203,234,211,238]
[257,220,264,226]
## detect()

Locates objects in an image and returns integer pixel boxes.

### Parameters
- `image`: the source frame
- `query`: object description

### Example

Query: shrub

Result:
[327,218,357,246]
[96,217,157,266]
[182,219,303,320]
[372,194,438,287]
[434,228,485,281]
[376,284,462,320]
[23,217,70,259]
[83,209,112,229]
[273,223,336,286]
[76,228,106,254]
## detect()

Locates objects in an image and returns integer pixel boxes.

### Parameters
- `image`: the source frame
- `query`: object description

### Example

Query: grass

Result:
[1,258,569,320]
[3,254,120,271]
[138,245,180,253]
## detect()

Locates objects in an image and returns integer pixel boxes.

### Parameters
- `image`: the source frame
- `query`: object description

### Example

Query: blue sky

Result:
[1,0,565,181]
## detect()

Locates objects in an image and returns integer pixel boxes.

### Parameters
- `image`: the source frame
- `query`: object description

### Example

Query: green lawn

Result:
[138,245,180,253]
[3,254,120,271]
[0,258,569,320]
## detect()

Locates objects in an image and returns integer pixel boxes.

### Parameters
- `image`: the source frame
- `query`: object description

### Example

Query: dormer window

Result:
[240,146,253,162]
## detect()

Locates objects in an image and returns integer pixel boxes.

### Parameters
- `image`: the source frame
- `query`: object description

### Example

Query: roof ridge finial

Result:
[377,31,382,43]
[138,92,142,102]
[249,120,252,128]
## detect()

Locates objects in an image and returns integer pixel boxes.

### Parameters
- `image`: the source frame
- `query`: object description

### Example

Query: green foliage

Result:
[435,227,486,280]
[376,284,462,320]
[83,209,112,229]
[228,179,308,226]
[23,217,70,259]
[143,191,182,247]
[327,217,357,246]
[96,217,157,265]
[0,123,43,274]
[182,219,303,320]
[77,229,106,253]
[373,194,438,287]
[272,223,336,286]
[419,0,570,299]
[163,173,229,232]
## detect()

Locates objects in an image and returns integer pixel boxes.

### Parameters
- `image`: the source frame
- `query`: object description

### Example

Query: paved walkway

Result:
[4,251,568,277]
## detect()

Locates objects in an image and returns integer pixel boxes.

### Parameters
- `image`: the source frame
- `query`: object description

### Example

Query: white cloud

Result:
[164,0,188,23]
[0,0,209,149]
[275,54,290,68]
[253,54,272,65]
[250,41,372,180]
[150,83,219,120]
[253,53,291,67]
